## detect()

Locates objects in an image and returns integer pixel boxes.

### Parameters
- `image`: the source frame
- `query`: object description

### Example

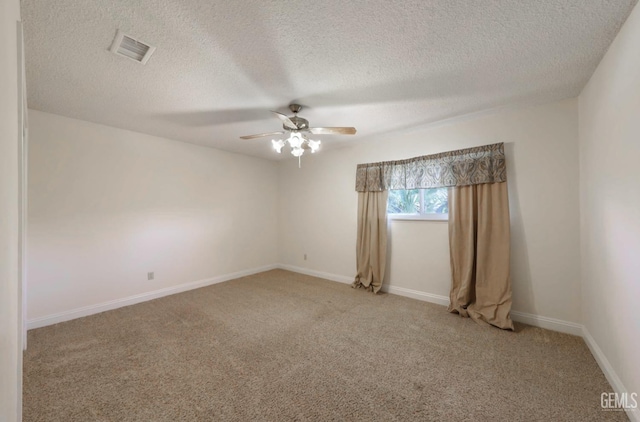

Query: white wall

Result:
[27,110,278,320]
[0,0,22,420]
[279,99,581,324]
[579,1,640,403]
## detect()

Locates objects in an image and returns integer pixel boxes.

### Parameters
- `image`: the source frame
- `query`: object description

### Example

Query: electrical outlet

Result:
[304,254,307,261]
[147,272,154,280]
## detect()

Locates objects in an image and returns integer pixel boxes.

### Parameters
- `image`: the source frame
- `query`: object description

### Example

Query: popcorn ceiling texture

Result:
[21,0,637,159]
[23,270,625,421]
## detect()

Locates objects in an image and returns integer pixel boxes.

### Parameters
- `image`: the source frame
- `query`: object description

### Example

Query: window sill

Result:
[388,213,449,221]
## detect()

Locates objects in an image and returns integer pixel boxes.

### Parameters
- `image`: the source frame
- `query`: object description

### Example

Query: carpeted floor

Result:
[23,270,625,421]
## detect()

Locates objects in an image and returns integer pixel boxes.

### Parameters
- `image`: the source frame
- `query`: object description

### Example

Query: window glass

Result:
[387,188,448,217]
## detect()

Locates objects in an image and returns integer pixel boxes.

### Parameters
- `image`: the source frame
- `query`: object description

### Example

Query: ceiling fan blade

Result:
[308,127,357,135]
[271,111,297,130]
[240,131,285,140]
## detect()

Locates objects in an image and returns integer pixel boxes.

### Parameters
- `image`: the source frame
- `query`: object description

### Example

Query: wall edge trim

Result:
[27,264,278,330]
[582,327,639,421]
[278,264,584,336]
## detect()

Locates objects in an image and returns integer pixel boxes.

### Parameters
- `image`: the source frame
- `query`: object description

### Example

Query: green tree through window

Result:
[387,188,448,215]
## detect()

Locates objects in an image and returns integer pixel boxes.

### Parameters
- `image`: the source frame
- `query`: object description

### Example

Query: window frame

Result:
[387,212,448,221]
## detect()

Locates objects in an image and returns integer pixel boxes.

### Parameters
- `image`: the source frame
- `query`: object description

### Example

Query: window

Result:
[387,187,449,220]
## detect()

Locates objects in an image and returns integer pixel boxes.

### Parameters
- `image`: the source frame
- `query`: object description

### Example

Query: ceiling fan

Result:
[240,104,356,160]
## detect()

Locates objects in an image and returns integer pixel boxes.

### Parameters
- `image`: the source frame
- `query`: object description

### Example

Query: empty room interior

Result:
[2,0,640,421]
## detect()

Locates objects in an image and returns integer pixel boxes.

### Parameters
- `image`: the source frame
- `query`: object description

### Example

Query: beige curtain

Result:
[353,190,389,293]
[448,182,514,330]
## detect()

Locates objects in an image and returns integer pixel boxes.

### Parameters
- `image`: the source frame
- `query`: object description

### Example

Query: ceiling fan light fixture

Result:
[308,139,321,153]
[288,132,304,149]
[272,133,321,160]
[272,139,285,153]
[240,104,355,165]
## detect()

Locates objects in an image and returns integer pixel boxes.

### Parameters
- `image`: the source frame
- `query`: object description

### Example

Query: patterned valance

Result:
[355,143,507,192]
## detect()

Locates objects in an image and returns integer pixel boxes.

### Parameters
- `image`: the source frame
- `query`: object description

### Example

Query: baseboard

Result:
[383,286,584,336]
[276,264,353,285]
[381,284,450,307]
[27,264,278,330]
[582,327,639,422]
[276,264,449,307]
[510,311,584,336]
[278,264,585,337]
[29,263,587,339]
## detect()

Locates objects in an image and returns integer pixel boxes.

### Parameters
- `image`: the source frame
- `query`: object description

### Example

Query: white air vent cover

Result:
[110,30,156,65]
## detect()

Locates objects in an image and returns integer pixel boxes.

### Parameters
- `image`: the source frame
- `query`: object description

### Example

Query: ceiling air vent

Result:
[110,30,156,65]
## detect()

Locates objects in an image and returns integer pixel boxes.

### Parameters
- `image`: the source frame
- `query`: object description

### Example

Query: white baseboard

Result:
[382,284,450,307]
[27,264,278,330]
[277,264,353,284]
[276,265,451,308]
[382,284,583,337]
[29,261,585,337]
[510,310,584,336]
[278,264,584,336]
[582,327,639,422]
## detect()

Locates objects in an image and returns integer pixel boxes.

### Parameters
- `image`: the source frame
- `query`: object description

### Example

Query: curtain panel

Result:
[352,190,389,294]
[355,142,506,192]
[448,183,514,330]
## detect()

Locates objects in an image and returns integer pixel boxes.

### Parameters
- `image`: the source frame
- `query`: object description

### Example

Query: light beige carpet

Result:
[24,270,625,421]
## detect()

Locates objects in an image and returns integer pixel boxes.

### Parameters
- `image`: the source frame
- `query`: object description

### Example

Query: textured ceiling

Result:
[22,0,637,160]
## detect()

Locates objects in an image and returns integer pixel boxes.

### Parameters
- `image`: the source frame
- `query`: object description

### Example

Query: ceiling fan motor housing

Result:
[239,102,355,140]
[288,116,309,130]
